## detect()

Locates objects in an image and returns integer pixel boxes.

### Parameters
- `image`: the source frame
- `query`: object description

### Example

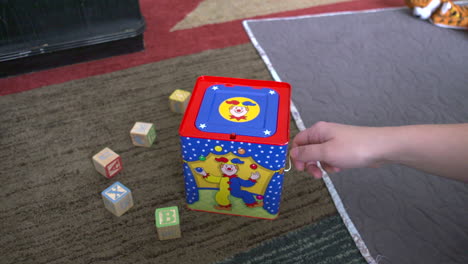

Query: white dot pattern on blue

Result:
[183,164,199,204]
[264,172,283,214]
[181,137,287,171]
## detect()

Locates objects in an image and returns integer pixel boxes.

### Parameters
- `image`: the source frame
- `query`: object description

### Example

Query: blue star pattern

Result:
[195,84,279,138]
[183,163,199,204]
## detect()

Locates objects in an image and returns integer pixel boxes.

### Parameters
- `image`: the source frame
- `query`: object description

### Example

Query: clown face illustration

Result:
[229,106,249,118]
[221,164,238,176]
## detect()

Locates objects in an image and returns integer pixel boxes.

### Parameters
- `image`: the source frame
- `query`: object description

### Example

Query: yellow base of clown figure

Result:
[179,76,291,219]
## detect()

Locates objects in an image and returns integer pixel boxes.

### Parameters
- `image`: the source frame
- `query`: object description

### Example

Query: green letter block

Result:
[155,206,181,240]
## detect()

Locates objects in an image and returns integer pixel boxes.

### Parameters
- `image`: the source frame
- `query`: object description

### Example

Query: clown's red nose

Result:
[236,109,241,113]
[227,168,232,171]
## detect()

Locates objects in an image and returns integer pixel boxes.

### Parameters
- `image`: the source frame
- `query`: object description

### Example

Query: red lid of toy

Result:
[179,76,291,145]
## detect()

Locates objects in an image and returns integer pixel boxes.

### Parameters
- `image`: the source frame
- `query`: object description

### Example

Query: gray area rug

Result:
[244,7,468,264]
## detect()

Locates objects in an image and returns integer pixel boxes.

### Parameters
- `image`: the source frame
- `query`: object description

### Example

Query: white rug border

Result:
[242,6,428,264]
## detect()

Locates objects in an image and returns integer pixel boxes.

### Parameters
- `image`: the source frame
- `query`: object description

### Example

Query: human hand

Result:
[290,122,386,179]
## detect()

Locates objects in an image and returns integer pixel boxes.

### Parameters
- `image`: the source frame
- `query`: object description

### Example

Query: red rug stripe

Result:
[0,0,403,96]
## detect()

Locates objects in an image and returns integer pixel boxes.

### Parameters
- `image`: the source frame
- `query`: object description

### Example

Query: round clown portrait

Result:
[218,97,260,123]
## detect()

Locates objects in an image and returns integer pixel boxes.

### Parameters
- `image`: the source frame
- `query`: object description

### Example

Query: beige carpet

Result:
[0,44,336,263]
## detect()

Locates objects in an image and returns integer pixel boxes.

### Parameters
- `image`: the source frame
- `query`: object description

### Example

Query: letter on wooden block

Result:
[102,182,134,216]
[169,89,191,114]
[130,122,156,147]
[92,147,123,178]
[155,206,181,240]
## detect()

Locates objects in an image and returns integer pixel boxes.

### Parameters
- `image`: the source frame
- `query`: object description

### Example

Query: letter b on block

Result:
[155,206,181,240]
[160,210,177,225]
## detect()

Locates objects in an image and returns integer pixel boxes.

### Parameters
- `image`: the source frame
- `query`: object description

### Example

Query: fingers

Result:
[291,122,341,175]
[293,121,333,147]
[294,160,306,171]
[290,144,325,163]
[304,162,341,179]
[291,143,324,172]
[321,162,341,173]
[305,163,323,179]
[293,127,317,147]
[290,140,343,177]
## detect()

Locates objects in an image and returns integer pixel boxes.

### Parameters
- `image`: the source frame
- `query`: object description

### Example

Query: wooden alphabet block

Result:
[102,182,134,216]
[155,206,181,240]
[92,147,123,178]
[130,122,156,147]
[169,89,191,113]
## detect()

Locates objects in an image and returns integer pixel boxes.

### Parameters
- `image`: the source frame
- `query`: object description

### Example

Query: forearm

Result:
[378,124,468,182]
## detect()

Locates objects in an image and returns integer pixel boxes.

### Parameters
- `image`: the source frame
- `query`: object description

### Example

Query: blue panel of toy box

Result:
[181,136,287,219]
[195,84,279,138]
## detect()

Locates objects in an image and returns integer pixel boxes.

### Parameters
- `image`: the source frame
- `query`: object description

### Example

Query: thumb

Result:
[291,143,328,163]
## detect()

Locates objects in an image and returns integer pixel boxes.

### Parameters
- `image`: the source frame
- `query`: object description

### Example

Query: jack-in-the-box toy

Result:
[179,76,291,220]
